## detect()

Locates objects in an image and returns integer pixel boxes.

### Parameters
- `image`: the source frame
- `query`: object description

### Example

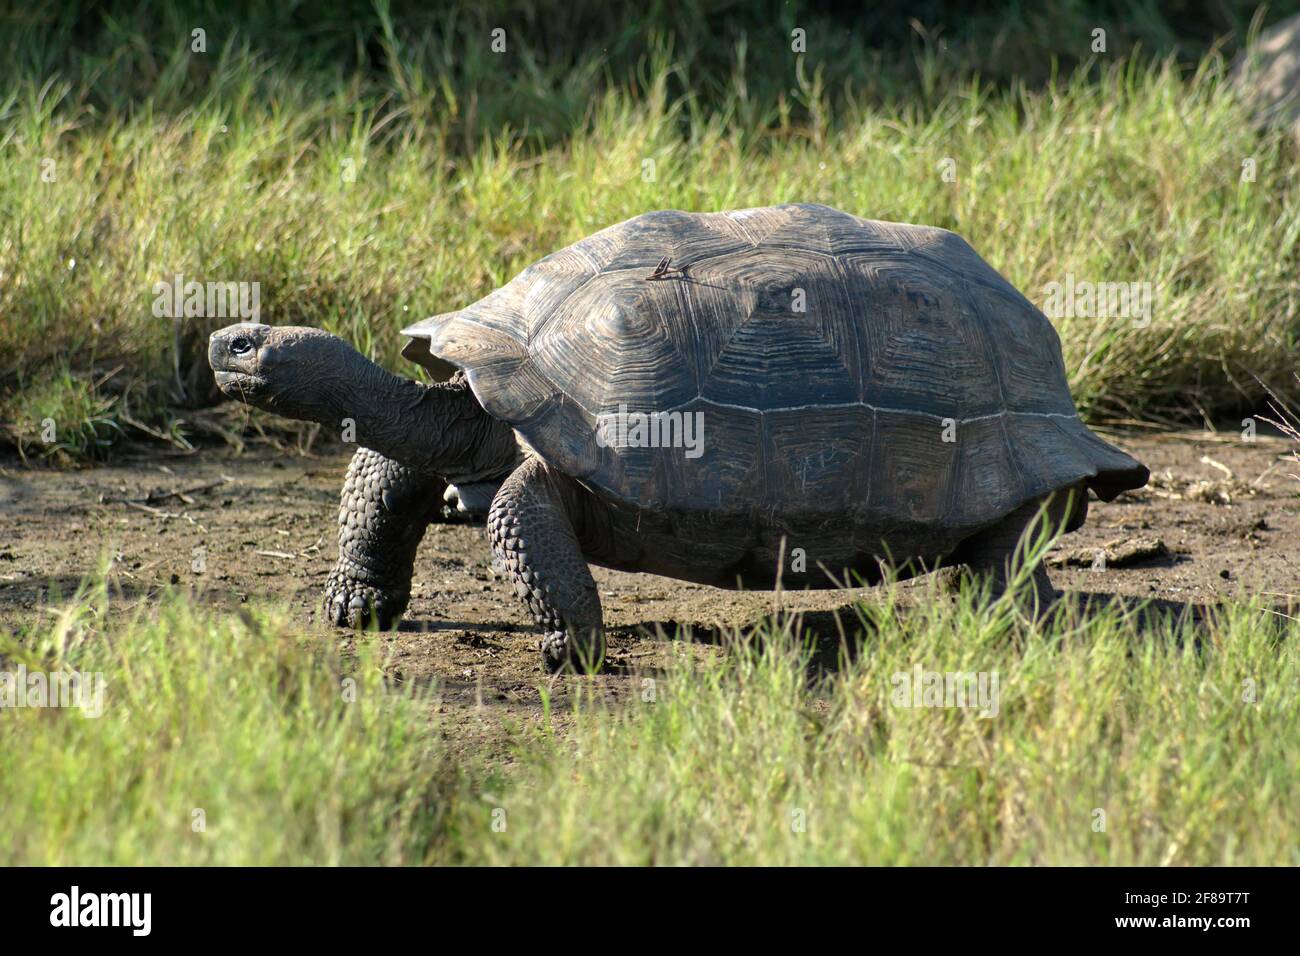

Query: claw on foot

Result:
[541,630,606,674]
[322,570,408,630]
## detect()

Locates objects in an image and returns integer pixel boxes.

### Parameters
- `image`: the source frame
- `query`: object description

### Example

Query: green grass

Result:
[0,576,455,865]
[2,10,1300,459]
[9,1,1288,129]
[3,573,1295,865]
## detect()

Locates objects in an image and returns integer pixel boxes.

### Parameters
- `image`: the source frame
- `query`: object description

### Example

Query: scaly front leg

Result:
[323,447,445,629]
[487,456,605,672]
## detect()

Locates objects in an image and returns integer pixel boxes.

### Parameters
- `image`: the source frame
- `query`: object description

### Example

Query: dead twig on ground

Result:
[99,478,227,506]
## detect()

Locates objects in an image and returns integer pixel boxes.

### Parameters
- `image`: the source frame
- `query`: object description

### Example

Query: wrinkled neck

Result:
[322,362,519,482]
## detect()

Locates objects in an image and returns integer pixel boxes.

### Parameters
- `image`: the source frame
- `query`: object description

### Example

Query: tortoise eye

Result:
[229,336,253,355]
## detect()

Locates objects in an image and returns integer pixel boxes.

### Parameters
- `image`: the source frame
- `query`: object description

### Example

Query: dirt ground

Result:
[2,428,1297,753]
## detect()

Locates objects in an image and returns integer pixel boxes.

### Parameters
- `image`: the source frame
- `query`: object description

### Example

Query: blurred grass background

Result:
[2,0,1299,460]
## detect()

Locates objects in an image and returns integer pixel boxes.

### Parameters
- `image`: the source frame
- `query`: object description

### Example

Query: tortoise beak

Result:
[209,322,272,396]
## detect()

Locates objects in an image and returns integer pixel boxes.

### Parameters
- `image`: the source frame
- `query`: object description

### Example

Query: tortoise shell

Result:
[401,203,1147,530]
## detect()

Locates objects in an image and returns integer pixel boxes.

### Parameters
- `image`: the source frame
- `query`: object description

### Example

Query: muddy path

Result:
[2,429,1297,754]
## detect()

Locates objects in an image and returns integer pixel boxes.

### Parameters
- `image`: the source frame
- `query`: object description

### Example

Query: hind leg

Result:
[959,522,1056,612]
[956,485,1085,615]
[323,447,445,629]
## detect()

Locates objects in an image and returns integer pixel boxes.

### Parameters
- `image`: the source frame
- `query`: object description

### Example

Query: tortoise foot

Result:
[323,568,409,630]
[541,630,606,674]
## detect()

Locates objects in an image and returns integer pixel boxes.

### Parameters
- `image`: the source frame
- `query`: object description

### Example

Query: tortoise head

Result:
[208,323,360,421]
[208,322,522,481]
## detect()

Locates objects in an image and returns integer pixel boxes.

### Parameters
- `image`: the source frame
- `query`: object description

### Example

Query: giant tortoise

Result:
[209,203,1149,670]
